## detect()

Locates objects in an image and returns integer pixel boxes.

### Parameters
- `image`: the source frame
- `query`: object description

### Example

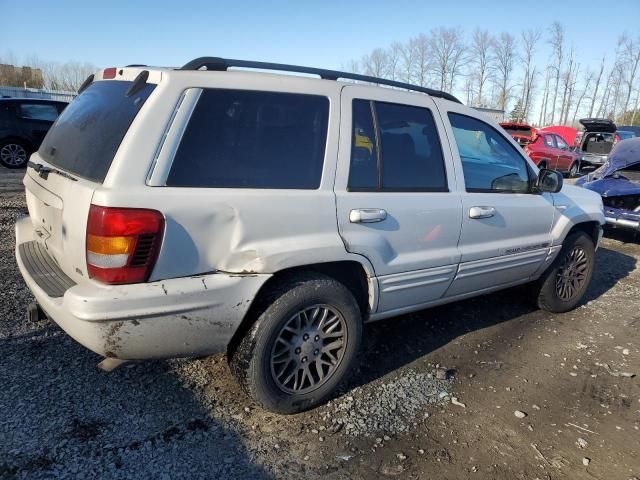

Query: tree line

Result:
[0,52,97,93]
[346,23,640,127]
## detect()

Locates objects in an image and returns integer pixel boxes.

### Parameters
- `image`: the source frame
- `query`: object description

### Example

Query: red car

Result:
[500,122,581,177]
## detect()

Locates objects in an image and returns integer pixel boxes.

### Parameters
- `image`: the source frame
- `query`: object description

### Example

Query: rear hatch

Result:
[23,68,159,285]
[579,118,616,133]
[499,123,537,146]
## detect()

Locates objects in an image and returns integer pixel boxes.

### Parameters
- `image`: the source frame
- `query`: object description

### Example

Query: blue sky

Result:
[2,0,638,71]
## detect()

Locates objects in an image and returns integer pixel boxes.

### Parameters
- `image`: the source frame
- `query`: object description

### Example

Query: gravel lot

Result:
[1,167,639,479]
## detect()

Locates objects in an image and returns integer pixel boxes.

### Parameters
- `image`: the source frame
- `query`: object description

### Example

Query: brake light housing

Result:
[86,205,164,284]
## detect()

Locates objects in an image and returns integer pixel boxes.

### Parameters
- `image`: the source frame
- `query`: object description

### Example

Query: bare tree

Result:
[609,61,625,119]
[400,40,417,84]
[597,69,614,118]
[361,48,389,78]
[559,47,576,124]
[469,28,493,106]
[19,54,97,91]
[492,32,517,112]
[547,22,565,124]
[563,62,580,125]
[413,34,431,87]
[619,35,640,117]
[464,76,474,105]
[588,57,605,117]
[387,42,403,81]
[572,70,593,124]
[630,85,640,125]
[522,66,537,123]
[539,66,552,126]
[343,59,361,74]
[429,27,466,92]
[520,28,542,122]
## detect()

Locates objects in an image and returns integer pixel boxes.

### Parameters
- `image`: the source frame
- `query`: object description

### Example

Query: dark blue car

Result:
[576,137,640,231]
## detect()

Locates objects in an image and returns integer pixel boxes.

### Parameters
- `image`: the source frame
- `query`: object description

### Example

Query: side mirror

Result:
[536,168,563,193]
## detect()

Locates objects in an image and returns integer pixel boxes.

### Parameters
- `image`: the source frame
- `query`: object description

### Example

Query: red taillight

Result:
[103,67,117,79]
[86,205,164,285]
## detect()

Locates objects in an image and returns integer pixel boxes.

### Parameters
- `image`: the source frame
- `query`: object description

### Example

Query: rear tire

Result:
[568,161,580,178]
[0,139,30,168]
[534,231,595,313]
[229,272,363,414]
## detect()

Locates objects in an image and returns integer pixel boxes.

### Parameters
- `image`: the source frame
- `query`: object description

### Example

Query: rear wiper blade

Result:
[27,161,77,182]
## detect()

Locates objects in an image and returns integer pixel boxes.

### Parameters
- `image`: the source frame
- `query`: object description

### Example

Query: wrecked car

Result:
[16,57,604,414]
[575,118,617,170]
[576,137,640,231]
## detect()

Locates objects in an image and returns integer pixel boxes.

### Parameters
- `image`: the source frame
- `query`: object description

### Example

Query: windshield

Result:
[39,80,156,183]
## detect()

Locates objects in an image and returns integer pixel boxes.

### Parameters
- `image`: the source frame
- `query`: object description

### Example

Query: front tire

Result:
[229,273,363,414]
[0,139,30,168]
[534,231,595,313]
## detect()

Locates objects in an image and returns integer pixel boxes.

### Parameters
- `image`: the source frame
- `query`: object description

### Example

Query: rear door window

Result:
[347,99,447,191]
[167,89,329,189]
[39,80,156,183]
[18,103,59,122]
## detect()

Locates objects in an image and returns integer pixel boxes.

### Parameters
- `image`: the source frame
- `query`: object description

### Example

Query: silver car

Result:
[15,57,604,413]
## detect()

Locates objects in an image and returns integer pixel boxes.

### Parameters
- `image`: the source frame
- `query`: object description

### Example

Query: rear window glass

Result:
[39,80,156,183]
[18,103,60,121]
[166,89,329,189]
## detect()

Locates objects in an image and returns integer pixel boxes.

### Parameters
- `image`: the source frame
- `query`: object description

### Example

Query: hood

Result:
[579,118,616,133]
[575,137,640,197]
[587,137,640,178]
[539,125,578,146]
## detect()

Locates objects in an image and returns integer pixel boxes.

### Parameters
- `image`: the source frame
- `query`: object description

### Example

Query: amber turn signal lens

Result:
[86,234,135,255]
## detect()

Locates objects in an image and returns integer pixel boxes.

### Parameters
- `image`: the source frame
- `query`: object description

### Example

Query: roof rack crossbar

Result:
[178,56,461,103]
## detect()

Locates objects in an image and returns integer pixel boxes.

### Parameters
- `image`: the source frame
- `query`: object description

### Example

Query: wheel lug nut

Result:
[303,334,309,341]
[314,349,319,355]
[302,356,307,363]
[295,347,301,354]
[314,335,320,341]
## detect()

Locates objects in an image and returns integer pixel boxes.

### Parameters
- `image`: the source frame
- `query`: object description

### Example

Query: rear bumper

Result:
[579,155,607,168]
[15,216,270,360]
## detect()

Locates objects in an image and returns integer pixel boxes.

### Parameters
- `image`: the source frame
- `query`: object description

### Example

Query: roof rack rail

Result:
[178,56,462,104]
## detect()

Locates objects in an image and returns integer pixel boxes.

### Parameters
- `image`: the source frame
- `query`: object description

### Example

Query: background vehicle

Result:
[500,122,581,176]
[575,118,617,170]
[616,129,637,141]
[618,125,640,138]
[576,137,640,231]
[16,59,604,413]
[0,98,67,168]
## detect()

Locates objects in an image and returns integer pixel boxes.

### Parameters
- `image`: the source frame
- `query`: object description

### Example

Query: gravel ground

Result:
[1,168,639,479]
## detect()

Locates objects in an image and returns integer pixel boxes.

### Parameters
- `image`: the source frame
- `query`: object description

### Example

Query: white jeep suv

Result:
[15,57,604,413]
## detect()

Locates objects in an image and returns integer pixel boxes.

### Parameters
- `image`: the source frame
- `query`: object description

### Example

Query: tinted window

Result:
[167,90,329,189]
[376,102,447,190]
[39,80,156,183]
[18,103,59,121]
[348,100,447,191]
[448,113,530,193]
[348,100,378,189]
